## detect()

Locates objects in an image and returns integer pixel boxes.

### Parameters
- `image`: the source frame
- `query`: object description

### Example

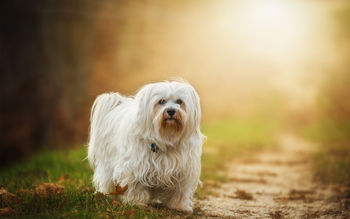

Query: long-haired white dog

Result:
[88,80,204,212]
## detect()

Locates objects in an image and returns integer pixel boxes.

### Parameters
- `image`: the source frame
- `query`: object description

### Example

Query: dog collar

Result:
[150,143,159,153]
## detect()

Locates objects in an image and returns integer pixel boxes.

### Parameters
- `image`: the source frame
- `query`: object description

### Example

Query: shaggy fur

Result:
[88,81,205,212]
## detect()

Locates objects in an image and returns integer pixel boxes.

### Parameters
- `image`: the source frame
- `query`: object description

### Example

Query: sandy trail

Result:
[197,135,350,218]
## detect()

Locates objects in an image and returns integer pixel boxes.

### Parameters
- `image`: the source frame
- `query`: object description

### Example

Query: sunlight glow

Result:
[239,0,306,58]
[253,1,292,29]
[216,0,310,61]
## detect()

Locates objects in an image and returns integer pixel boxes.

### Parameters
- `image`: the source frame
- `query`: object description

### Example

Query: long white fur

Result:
[88,81,205,212]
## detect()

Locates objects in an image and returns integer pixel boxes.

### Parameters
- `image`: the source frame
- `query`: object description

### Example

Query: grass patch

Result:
[301,120,350,184]
[0,148,191,218]
[1,117,281,218]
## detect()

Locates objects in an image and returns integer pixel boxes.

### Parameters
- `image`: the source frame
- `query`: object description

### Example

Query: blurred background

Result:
[1,0,349,177]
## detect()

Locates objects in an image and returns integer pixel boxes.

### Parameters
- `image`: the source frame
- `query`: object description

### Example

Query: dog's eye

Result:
[175,99,183,105]
[158,99,166,105]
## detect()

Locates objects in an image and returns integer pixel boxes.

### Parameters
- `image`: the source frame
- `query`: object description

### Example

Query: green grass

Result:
[0,117,281,218]
[301,120,350,184]
[0,148,91,192]
[0,148,189,218]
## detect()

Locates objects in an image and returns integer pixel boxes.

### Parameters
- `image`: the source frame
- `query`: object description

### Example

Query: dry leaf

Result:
[0,188,15,197]
[111,200,119,207]
[0,188,16,202]
[35,183,64,197]
[81,186,94,194]
[0,207,15,216]
[57,174,70,184]
[108,185,128,196]
[122,209,136,218]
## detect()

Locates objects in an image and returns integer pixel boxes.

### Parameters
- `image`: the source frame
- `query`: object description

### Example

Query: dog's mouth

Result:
[164,117,180,125]
[160,115,183,134]
[163,114,179,122]
[165,117,176,121]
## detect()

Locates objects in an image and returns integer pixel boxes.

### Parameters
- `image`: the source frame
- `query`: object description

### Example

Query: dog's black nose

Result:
[167,108,176,116]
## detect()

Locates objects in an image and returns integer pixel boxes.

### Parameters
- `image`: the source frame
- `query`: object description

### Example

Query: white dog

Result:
[88,80,205,212]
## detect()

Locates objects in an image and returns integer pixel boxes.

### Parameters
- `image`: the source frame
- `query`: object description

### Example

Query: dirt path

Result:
[197,135,349,218]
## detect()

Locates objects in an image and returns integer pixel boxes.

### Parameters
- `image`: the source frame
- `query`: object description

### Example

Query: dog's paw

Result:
[167,201,193,213]
[133,200,148,207]
[176,205,193,213]
[123,185,150,207]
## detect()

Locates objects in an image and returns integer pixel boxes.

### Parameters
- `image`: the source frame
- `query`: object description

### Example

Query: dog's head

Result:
[135,80,201,144]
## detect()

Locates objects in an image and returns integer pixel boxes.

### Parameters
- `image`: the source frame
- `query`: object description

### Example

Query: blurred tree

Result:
[318,5,350,122]
[0,0,97,165]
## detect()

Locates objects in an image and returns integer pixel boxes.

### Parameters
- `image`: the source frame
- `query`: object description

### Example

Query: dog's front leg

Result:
[165,185,194,213]
[123,183,150,206]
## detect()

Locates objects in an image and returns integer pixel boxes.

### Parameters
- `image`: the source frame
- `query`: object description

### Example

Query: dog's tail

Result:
[88,92,125,168]
[90,93,124,135]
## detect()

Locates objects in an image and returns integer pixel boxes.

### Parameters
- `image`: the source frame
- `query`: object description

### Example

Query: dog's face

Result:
[136,81,201,143]
[153,90,186,139]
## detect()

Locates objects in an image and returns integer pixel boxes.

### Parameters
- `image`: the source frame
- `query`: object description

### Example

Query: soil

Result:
[197,135,350,218]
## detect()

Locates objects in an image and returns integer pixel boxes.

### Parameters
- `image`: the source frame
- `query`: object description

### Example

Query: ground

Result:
[197,135,350,218]
[1,118,349,218]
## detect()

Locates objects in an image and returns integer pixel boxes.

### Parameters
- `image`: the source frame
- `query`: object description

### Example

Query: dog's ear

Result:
[134,84,154,136]
[186,84,202,136]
